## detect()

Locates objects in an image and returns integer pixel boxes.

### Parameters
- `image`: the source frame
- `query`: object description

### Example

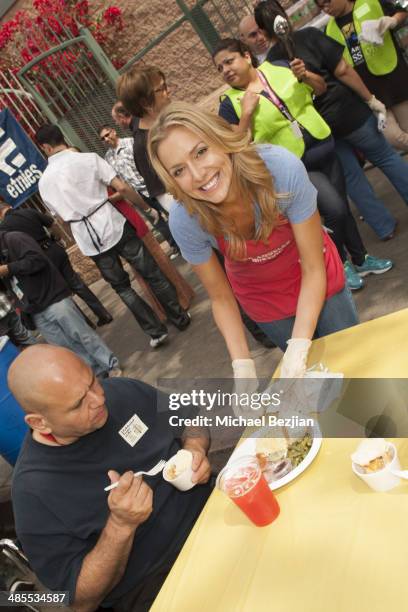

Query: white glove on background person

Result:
[376,111,387,131]
[360,17,398,45]
[280,338,312,379]
[366,95,387,131]
[366,95,387,114]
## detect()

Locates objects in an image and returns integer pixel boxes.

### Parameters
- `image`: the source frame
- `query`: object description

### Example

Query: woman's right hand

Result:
[239,90,260,118]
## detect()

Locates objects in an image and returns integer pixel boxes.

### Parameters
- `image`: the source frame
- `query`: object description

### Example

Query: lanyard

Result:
[256,70,297,124]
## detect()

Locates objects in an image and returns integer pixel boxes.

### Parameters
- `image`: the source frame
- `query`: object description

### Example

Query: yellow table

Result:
[152,309,408,612]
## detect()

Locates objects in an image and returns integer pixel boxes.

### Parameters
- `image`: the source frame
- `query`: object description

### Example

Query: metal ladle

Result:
[273,15,296,61]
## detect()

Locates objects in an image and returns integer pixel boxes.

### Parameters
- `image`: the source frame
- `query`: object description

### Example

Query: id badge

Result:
[118,414,148,447]
[290,120,303,139]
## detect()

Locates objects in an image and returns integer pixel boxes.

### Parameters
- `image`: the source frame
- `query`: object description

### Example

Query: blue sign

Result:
[0,109,47,207]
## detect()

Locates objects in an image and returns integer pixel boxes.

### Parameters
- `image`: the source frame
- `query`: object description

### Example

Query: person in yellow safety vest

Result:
[321,0,408,151]
[213,38,393,291]
[255,0,408,244]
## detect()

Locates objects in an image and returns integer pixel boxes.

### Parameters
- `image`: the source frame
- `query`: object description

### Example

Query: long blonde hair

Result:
[148,101,280,260]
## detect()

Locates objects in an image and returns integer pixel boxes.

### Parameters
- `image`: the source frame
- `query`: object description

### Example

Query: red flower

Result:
[0,0,128,73]
[103,6,122,26]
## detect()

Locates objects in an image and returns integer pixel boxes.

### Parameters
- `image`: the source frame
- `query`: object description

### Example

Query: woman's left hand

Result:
[280,338,312,378]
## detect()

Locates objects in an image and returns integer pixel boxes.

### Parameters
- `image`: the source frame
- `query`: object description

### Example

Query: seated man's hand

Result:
[183,441,211,484]
[107,470,153,529]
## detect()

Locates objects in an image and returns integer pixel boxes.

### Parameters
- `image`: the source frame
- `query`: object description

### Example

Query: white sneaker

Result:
[150,333,168,348]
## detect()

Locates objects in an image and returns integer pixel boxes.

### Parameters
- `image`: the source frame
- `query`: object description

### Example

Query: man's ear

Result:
[40,144,51,157]
[25,413,51,434]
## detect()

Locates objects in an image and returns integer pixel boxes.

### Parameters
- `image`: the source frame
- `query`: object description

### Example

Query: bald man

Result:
[10,346,212,612]
[239,14,272,64]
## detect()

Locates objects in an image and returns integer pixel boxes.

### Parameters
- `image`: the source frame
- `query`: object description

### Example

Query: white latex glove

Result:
[366,94,386,114]
[232,359,258,416]
[360,17,397,44]
[359,17,398,45]
[232,358,257,385]
[376,111,387,131]
[280,338,312,379]
[366,95,387,131]
[377,16,398,35]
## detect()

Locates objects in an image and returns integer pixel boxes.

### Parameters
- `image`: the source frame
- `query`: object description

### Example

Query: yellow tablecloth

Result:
[152,309,408,612]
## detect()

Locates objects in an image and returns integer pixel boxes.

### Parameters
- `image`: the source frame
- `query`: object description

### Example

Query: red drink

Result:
[218,456,280,526]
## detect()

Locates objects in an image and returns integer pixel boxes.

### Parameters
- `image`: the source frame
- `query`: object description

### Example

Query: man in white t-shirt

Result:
[239,14,272,64]
[36,125,190,348]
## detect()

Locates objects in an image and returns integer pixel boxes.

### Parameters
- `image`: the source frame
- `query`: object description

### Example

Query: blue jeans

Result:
[257,286,359,351]
[336,115,408,238]
[33,297,118,376]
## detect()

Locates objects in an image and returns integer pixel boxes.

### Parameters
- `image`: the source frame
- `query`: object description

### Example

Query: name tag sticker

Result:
[118,414,148,447]
[355,4,370,18]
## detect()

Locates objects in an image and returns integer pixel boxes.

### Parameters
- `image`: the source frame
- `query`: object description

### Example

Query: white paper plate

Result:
[227,428,322,491]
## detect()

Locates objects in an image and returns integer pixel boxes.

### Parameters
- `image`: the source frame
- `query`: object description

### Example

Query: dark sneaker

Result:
[344,261,364,291]
[173,312,191,331]
[355,255,393,277]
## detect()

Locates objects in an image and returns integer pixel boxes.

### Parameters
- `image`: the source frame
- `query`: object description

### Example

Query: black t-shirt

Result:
[130,117,165,198]
[334,0,408,106]
[0,208,53,242]
[0,231,70,313]
[267,27,372,138]
[12,378,212,606]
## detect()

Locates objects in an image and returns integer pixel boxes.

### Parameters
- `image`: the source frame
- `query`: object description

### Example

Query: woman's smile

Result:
[199,173,220,192]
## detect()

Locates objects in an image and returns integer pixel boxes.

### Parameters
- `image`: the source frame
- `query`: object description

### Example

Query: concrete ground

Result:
[93,161,408,386]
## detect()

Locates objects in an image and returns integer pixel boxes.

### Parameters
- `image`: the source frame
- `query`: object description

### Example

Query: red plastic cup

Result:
[217,455,280,526]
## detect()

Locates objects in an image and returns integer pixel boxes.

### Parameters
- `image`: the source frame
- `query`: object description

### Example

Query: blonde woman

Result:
[148,102,358,381]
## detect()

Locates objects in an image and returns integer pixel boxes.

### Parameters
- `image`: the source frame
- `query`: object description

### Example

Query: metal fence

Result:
[9,0,253,156]
[0,69,74,244]
[16,17,120,157]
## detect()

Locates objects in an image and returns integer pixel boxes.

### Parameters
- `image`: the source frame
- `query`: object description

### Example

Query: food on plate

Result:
[351,438,392,473]
[255,437,288,469]
[287,434,313,467]
[165,449,192,480]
